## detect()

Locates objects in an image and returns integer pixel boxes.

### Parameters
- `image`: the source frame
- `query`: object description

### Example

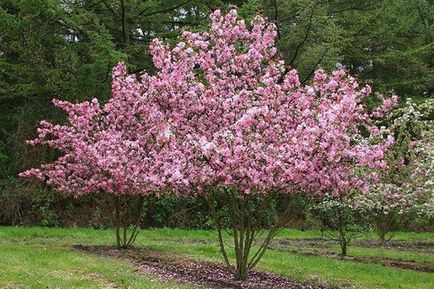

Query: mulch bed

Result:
[355,239,434,254]
[274,238,434,254]
[133,238,434,273]
[269,241,434,273]
[74,244,327,289]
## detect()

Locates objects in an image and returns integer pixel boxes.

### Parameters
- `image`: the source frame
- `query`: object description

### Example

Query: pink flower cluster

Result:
[20,66,185,196]
[20,9,396,198]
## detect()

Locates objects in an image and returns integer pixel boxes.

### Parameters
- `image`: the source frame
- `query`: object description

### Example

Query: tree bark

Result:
[112,195,144,249]
[208,191,291,280]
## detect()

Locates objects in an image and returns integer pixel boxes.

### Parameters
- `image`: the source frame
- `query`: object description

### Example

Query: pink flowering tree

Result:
[20,64,184,248]
[20,8,397,278]
[142,10,395,279]
[354,98,434,241]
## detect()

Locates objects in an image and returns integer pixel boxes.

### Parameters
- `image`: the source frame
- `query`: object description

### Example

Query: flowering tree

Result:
[142,10,395,279]
[354,99,434,241]
[310,194,365,256]
[20,64,184,248]
[21,8,396,279]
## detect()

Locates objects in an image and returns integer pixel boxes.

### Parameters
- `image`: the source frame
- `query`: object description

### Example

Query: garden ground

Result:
[0,227,433,288]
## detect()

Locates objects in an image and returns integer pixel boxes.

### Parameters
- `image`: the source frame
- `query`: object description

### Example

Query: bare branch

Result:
[273,0,281,40]
[302,47,329,83]
[289,0,318,65]
[137,0,193,17]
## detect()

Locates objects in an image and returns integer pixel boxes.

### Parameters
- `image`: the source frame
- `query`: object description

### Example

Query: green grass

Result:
[140,239,434,289]
[331,246,434,264]
[0,244,195,289]
[0,227,198,289]
[275,228,434,241]
[0,226,433,289]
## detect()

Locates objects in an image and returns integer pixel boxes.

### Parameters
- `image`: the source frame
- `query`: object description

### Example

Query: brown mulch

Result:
[274,238,434,254]
[151,237,434,254]
[74,244,327,289]
[137,238,434,273]
[354,240,434,253]
[152,238,214,245]
[268,245,434,273]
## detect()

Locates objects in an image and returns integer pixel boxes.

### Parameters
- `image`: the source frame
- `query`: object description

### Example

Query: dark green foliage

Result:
[242,0,433,97]
[334,0,434,98]
[145,195,211,229]
[0,0,214,227]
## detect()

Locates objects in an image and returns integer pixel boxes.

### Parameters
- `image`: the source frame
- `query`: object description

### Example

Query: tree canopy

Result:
[0,0,433,227]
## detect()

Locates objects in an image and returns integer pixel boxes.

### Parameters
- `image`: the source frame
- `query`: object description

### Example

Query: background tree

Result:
[256,0,434,97]
[354,99,434,241]
[20,63,184,248]
[310,195,364,256]
[0,0,125,226]
[335,0,434,98]
[0,0,211,226]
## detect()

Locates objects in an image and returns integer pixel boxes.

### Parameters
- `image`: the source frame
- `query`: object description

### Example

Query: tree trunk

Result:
[112,195,144,249]
[208,192,291,280]
[114,196,121,248]
[338,208,348,256]
[378,228,386,242]
[340,239,347,256]
[376,216,396,243]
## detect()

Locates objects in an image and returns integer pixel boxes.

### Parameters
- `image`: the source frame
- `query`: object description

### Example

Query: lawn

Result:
[0,226,433,288]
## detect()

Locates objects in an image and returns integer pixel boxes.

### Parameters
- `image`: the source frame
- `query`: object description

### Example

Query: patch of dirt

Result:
[152,238,214,245]
[269,246,434,273]
[354,240,434,253]
[274,239,334,249]
[133,237,434,273]
[74,245,327,289]
[274,238,434,254]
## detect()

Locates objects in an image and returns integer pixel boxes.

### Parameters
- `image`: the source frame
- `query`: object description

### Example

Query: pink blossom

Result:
[21,9,395,201]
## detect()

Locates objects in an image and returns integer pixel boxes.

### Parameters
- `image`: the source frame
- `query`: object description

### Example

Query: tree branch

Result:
[120,0,127,45]
[273,0,281,40]
[137,0,192,17]
[102,0,117,16]
[289,0,318,65]
[302,47,329,83]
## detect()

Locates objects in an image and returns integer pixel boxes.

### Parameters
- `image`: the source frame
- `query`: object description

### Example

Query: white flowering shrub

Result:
[310,194,366,256]
[353,98,434,240]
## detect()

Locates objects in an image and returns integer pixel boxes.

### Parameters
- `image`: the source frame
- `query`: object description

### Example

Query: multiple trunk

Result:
[208,192,291,280]
[375,215,399,242]
[113,195,145,249]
